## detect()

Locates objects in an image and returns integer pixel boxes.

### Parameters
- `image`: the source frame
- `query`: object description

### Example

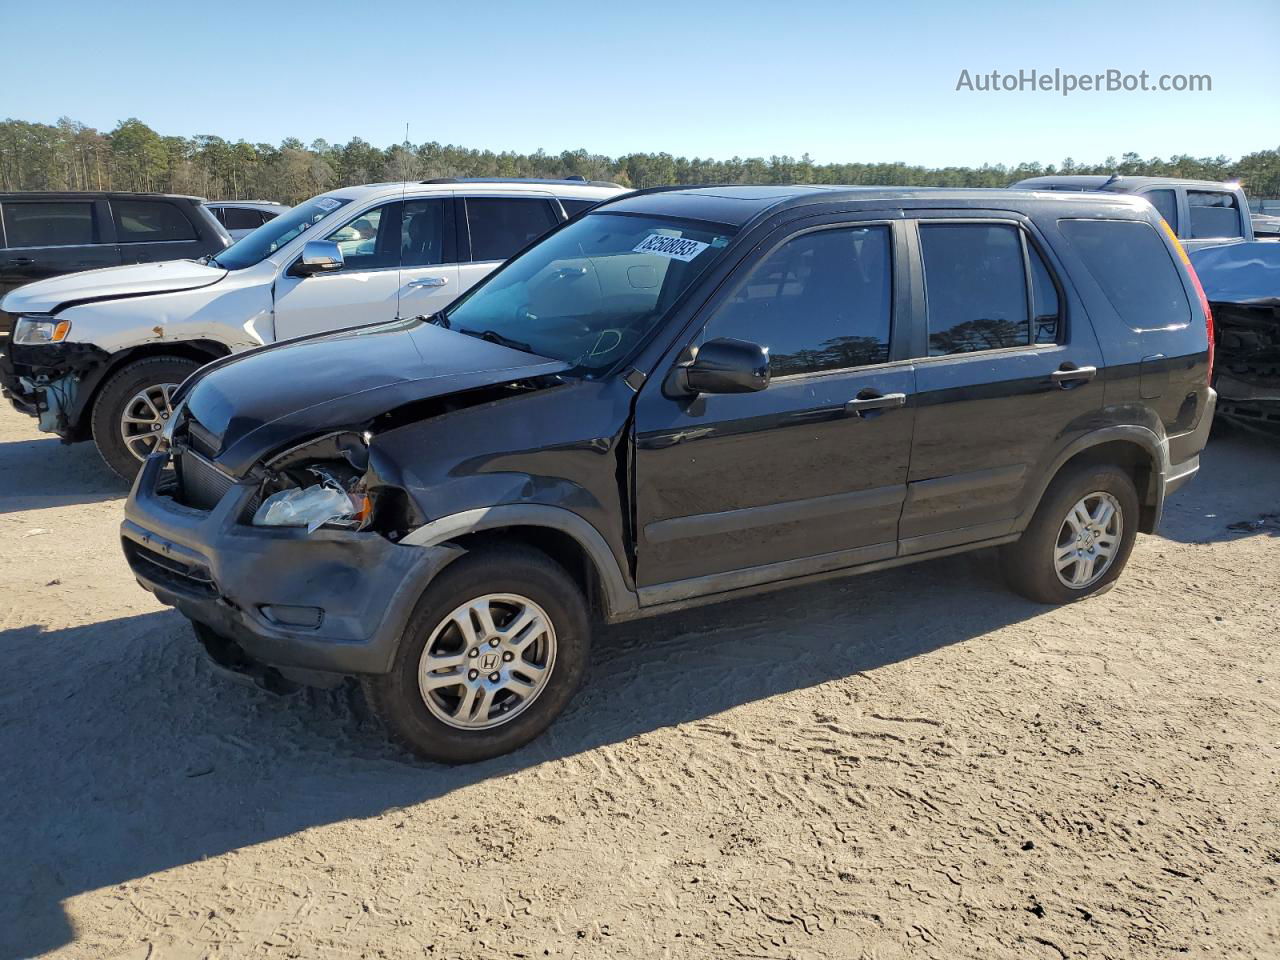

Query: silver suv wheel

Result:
[119,382,179,461]
[1054,491,1123,589]
[417,593,557,730]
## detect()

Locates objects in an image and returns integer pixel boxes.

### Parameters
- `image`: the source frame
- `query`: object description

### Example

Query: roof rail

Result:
[419,176,625,189]
[584,182,703,212]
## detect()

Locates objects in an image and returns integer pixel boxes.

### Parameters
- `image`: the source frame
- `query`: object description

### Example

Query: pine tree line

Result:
[3,116,1278,205]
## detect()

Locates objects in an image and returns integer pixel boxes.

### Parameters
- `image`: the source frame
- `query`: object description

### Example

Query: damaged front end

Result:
[1213,301,1280,435]
[1,335,109,439]
[1190,242,1280,437]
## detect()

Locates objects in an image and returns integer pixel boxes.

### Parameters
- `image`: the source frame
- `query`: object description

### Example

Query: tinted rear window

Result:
[560,198,599,217]
[1058,219,1191,329]
[223,207,266,230]
[3,201,98,247]
[112,200,197,243]
[1187,190,1243,239]
[920,223,1031,355]
[465,197,559,262]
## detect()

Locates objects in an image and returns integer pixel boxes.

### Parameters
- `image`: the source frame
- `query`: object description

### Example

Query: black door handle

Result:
[845,391,907,416]
[5,256,35,265]
[1050,364,1097,388]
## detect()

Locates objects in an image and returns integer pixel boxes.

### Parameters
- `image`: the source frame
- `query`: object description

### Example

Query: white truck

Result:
[1,178,626,476]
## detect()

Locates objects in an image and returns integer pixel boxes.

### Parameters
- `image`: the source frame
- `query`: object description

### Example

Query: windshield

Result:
[213,196,352,270]
[442,212,735,374]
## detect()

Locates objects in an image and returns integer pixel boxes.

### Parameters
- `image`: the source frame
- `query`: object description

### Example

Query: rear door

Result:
[899,214,1104,553]
[0,197,120,299]
[632,218,915,596]
[455,194,562,296]
[110,197,209,264]
[396,196,460,318]
[221,205,270,241]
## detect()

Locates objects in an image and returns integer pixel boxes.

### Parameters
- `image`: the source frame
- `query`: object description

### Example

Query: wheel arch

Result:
[69,340,231,438]
[400,505,639,622]
[1018,427,1168,534]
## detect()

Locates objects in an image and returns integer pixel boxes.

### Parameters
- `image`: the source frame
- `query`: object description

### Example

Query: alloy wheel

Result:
[1054,491,1123,589]
[119,382,180,461]
[417,593,557,730]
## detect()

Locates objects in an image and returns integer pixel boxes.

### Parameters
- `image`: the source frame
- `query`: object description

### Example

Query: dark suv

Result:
[121,185,1216,763]
[0,190,230,362]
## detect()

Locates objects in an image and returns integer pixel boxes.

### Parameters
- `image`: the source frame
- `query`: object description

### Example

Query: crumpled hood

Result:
[181,318,569,475]
[0,259,227,315]
[1190,241,1280,307]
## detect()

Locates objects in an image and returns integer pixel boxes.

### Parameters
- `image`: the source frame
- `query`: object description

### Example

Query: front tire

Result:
[1000,463,1140,604]
[363,545,591,764]
[91,356,200,480]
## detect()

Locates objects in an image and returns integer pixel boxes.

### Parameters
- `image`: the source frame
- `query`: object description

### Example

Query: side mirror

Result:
[671,337,771,396]
[293,239,344,276]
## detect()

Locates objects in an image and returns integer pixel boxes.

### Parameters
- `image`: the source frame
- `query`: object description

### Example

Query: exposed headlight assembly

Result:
[13,317,71,345]
[252,432,373,533]
[253,481,371,533]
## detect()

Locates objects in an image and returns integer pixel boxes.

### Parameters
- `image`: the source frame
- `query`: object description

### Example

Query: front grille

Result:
[123,540,218,598]
[175,450,236,510]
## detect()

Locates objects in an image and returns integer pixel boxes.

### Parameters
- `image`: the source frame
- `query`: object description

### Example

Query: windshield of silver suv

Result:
[212,196,353,270]
[442,212,736,374]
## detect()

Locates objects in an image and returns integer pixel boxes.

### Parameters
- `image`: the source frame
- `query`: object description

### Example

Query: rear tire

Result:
[1000,463,1140,604]
[90,356,200,480]
[363,544,591,764]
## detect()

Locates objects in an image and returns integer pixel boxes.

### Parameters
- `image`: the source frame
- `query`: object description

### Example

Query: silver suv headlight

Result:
[13,317,71,345]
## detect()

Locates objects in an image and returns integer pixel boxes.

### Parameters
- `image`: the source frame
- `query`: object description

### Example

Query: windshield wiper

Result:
[458,328,534,354]
[424,311,451,329]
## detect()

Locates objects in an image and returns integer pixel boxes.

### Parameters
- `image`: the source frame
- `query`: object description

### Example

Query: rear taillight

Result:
[1158,218,1214,385]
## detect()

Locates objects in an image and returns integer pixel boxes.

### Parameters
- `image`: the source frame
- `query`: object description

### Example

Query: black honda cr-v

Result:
[122,185,1216,762]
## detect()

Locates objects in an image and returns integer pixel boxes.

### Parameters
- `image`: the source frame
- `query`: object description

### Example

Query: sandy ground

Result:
[1,407,1278,960]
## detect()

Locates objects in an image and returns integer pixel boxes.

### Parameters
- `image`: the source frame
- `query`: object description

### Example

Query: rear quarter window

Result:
[112,199,198,243]
[1057,218,1191,331]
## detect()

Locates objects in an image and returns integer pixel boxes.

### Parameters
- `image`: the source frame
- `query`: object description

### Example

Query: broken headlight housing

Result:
[251,432,374,534]
[253,481,372,533]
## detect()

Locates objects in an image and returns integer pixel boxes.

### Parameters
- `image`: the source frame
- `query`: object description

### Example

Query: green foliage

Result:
[2,116,1277,203]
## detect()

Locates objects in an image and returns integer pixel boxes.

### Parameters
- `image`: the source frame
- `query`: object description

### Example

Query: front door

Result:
[273,200,405,340]
[633,221,916,598]
[899,216,1104,553]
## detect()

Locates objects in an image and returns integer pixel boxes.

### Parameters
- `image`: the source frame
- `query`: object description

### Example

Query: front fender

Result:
[57,279,271,356]
[400,503,640,620]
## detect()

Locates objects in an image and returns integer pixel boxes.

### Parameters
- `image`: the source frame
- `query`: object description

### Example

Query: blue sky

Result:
[3,0,1277,167]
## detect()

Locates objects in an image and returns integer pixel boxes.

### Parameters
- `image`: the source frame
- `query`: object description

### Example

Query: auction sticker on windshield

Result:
[633,234,711,261]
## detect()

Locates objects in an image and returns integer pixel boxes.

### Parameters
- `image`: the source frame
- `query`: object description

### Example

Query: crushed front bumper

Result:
[121,453,460,677]
[1,340,110,438]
